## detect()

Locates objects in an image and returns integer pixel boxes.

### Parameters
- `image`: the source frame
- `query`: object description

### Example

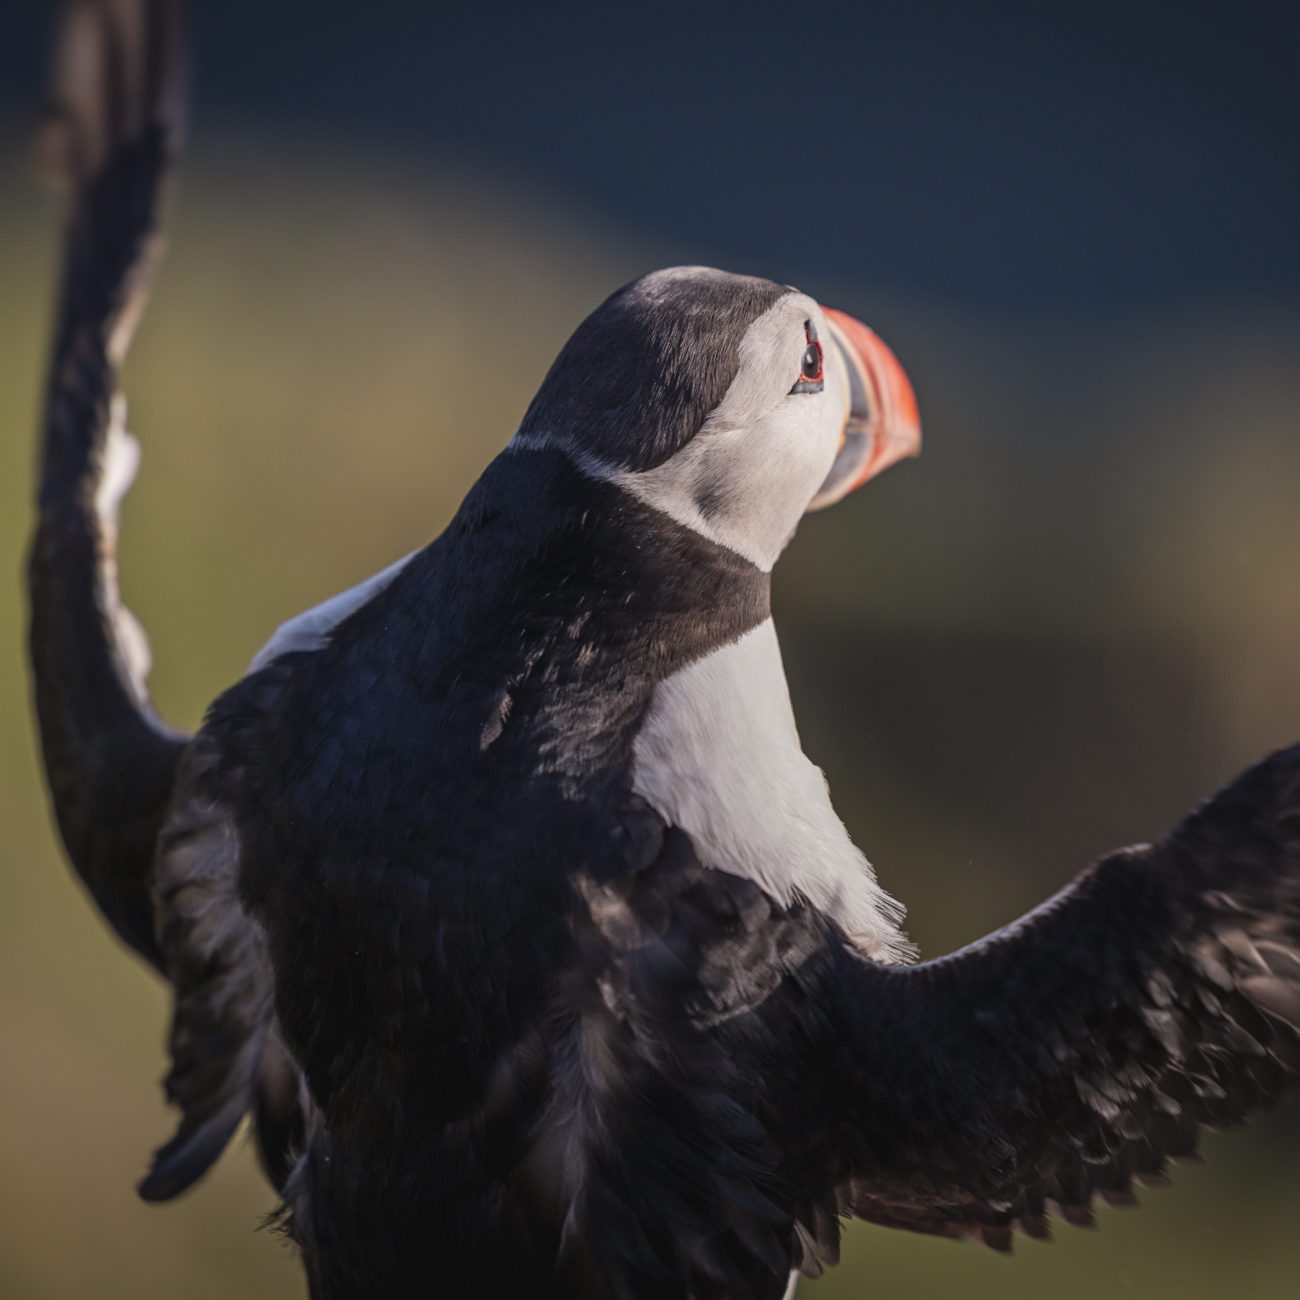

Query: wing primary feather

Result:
[28,0,189,965]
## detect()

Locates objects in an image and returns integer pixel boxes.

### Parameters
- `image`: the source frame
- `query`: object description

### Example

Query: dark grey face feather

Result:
[518,266,791,471]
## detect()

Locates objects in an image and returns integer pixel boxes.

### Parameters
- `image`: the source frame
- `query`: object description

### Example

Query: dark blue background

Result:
[6,0,1299,314]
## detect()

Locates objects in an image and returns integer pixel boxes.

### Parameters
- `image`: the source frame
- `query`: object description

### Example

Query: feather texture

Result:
[28,0,188,966]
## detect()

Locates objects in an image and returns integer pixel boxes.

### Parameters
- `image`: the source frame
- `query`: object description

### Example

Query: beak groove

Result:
[807,308,921,512]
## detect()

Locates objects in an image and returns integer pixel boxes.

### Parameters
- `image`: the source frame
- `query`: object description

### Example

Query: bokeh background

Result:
[2,1,1299,1296]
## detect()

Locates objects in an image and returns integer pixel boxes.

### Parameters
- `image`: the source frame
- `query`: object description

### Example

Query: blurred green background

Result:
[3,2,1300,1296]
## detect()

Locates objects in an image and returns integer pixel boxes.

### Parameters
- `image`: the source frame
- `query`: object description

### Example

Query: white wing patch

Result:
[248,551,416,673]
[94,399,154,709]
[631,619,914,963]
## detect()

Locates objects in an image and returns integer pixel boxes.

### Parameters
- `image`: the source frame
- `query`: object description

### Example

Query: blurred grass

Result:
[1,133,1297,1298]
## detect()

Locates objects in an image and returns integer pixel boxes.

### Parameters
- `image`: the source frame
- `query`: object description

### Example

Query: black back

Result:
[242,446,769,1091]
[215,446,771,1292]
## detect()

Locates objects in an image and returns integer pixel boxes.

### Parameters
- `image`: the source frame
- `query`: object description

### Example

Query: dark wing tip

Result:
[138,1103,246,1203]
[41,0,188,193]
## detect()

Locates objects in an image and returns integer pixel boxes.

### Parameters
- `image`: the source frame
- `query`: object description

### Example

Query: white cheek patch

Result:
[631,619,914,963]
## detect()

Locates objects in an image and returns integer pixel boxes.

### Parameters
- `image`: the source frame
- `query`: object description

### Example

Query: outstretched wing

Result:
[28,0,189,965]
[826,743,1300,1247]
[29,2,312,1198]
[567,747,1300,1296]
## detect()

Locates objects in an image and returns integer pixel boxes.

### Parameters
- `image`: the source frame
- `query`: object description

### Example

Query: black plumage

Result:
[25,4,1300,1299]
[28,0,187,971]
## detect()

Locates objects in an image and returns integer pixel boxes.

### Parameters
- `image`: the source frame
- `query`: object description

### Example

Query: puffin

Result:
[28,3,1300,1298]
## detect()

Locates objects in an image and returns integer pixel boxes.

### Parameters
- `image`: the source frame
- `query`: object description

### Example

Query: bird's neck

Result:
[374,445,773,796]
[414,444,772,672]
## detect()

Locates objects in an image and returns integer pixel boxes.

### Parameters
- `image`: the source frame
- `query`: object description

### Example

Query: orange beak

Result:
[806,307,922,511]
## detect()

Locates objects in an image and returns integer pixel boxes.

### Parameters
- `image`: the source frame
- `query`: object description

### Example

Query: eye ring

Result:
[790,320,824,394]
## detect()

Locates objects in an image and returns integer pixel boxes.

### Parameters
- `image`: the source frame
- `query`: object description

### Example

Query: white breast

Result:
[631,618,913,963]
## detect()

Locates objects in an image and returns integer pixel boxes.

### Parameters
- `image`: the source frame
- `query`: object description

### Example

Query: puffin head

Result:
[515,266,920,570]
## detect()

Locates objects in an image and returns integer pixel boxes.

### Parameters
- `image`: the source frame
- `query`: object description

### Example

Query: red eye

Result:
[790,320,824,393]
